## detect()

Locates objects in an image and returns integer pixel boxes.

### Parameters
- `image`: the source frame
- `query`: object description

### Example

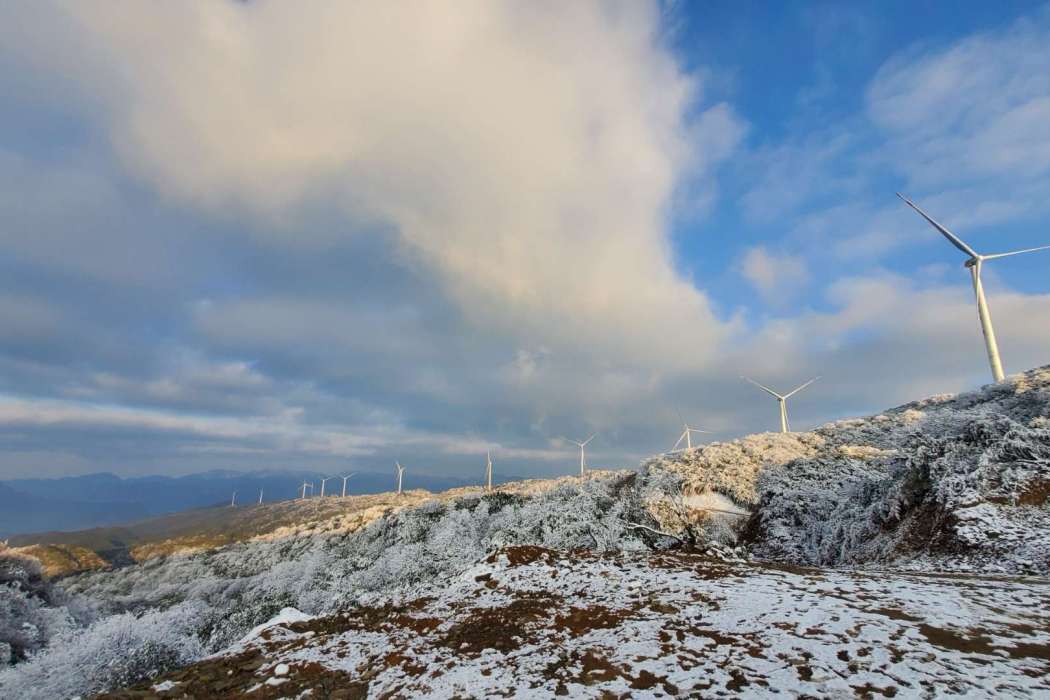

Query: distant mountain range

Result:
[1,469,478,538]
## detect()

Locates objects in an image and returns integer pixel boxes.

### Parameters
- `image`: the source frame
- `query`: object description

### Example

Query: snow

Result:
[236,608,314,647]
[185,547,1049,698]
[1,365,1047,698]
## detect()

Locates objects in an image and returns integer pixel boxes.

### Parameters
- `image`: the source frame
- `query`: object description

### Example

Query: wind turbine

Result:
[395,462,405,495]
[258,488,263,505]
[299,481,309,499]
[566,434,595,476]
[742,376,820,433]
[485,451,493,491]
[897,193,1050,383]
[230,491,237,508]
[672,412,713,451]
[341,473,355,497]
[319,476,334,498]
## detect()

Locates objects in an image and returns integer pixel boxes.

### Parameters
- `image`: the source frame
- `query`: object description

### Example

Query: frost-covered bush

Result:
[646,365,1050,571]
[749,405,1050,570]
[0,473,652,698]
[0,549,85,666]
[0,602,205,699]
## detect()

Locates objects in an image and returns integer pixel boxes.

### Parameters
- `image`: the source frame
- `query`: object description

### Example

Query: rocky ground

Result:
[101,546,1050,699]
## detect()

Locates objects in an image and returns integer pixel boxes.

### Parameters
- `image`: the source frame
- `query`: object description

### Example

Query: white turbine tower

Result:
[395,462,405,495]
[299,481,310,499]
[319,476,334,498]
[567,434,595,476]
[897,193,1050,383]
[258,488,263,505]
[341,473,355,498]
[672,413,713,452]
[485,451,493,491]
[742,376,820,433]
[230,491,237,507]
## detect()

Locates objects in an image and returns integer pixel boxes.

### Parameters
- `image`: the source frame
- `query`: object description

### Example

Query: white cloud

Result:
[868,9,1050,215]
[740,246,810,305]
[6,1,745,373]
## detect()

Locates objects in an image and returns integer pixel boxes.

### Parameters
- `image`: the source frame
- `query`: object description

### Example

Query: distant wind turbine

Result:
[320,476,334,498]
[485,451,493,491]
[565,434,596,476]
[230,491,237,508]
[341,473,356,498]
[258,488,263,505]
[742,376,820,433]
[396,462,405,495]
[897,193,1050,383]
[672,412,713,451]
[299,481,309,499]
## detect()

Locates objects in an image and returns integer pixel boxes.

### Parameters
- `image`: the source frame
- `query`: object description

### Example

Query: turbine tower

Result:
[320,476,334,498]
[485,451,493,491]
[258,488,263,505]
[299,481,309,499]
[742,376,819,433]
[568,434,595,476]
[672,413,712,451]
[341,473,355,498]
[395,462,405,495]
[230,491,237,507]
[897,193,1050,383]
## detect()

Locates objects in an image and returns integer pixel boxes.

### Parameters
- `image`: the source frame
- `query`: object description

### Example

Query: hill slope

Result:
[644,365,1050,573]
[1,367,1048,697]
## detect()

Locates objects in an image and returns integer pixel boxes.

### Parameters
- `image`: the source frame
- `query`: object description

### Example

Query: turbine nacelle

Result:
[742,376,819,433]
[897,192,1050,383]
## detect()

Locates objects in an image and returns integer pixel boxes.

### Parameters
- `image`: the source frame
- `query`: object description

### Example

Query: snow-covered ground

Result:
[103,546,1050,699]
[2,366,1047,697]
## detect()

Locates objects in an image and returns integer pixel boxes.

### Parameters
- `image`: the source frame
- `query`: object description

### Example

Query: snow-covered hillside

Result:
[1,367,1048,697]
[645,365,1050,573]
[98,547,1050,699]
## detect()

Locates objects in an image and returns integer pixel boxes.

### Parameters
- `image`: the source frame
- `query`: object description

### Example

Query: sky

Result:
[2,1,1050,481]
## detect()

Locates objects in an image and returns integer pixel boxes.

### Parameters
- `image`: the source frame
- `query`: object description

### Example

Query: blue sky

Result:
[1,1,1049,480]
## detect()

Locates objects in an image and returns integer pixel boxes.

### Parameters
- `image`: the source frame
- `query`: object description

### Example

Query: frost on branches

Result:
[0,476,652,698]
[1,366,1048,698]
[646,365,1050,573]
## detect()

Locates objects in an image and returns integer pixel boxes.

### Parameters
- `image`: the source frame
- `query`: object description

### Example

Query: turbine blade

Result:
[673,431,686,450]
[983,244,1050,260]
[896,193,979,258]
[582,433,596,446]
[784,376,820,398]
[742,376,783,399]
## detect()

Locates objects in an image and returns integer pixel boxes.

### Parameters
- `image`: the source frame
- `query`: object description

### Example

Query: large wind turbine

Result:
[897,193,1050,383]
[742,376,819,433]
[395,462,405,495]
[672,413,712,451]
[485,451,493,491]
[230,491,237,508]
[567,434,596,476]
[341,473,355,498]
[319,476,334,498]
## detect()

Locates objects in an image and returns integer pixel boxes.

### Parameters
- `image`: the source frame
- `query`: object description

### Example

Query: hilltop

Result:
[6,472,626,578]
[644,364,1050,574]
[1,366,1048,697]
[0,470,477,539]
